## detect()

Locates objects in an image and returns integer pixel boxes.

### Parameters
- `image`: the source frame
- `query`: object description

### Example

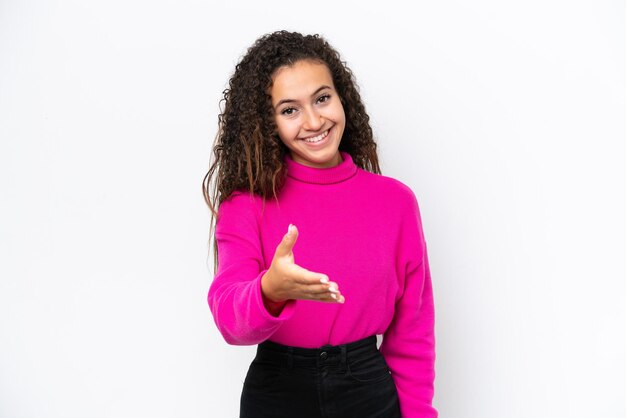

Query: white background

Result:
[1,1,625,417]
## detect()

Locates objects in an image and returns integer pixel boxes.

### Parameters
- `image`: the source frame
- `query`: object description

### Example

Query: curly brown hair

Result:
[202,30,381,270]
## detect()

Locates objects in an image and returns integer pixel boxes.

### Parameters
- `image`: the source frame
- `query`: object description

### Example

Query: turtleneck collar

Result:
[284,151,358,185]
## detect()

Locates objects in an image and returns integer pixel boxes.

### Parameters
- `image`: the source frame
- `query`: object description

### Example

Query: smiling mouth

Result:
[301,128,330,143]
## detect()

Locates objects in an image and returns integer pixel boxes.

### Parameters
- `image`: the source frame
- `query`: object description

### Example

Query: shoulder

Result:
[221,189,259,206]
[217,189,264,223]
[357,169,420,210]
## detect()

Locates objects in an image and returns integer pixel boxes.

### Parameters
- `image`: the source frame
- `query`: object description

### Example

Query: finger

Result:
[326,282,340,294]
[314,282,341,296]
[300,284,344,301]
[287,264,330,285]
[301,283,339,295]
[274,224,298,258]
[316,293,346,304]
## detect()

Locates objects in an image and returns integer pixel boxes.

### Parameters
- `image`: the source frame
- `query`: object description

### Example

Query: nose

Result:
[302,107,323,131]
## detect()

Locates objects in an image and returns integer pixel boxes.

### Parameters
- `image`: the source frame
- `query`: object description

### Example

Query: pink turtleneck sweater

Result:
[208,151,437,417]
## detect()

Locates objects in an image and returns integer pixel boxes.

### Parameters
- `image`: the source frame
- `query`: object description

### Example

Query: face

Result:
[270,59,346,169]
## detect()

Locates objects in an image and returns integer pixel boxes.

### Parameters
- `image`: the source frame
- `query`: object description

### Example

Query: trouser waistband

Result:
[259,335,376,355]
[256,335,378,371]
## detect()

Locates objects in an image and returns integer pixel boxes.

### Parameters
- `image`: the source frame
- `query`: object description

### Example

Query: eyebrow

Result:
[273,85,332,110]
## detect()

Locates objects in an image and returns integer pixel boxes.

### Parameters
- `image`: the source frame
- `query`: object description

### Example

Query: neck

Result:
[284,151,357,185]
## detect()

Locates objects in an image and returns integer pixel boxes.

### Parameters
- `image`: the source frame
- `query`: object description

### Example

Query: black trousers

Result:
[240,335,401,418]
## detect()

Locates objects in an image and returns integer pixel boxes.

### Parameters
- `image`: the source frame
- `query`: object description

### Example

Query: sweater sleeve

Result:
[207,191,297,346]
[379,190,437,418]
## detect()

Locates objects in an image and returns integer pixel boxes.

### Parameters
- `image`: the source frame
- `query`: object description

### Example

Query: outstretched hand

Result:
[261,224,345,306]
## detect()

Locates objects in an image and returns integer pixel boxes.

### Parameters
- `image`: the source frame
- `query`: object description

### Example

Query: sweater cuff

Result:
[254,269,297,322]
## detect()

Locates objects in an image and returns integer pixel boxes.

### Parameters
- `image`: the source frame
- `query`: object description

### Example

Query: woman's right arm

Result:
[207,192,297,346]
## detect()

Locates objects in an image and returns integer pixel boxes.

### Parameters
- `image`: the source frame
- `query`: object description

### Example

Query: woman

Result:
[203,30,437,418]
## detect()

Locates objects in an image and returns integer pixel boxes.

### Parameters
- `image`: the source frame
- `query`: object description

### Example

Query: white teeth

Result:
[303,129,329,143]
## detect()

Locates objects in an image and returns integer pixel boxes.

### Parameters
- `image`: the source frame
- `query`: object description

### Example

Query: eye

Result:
[317,94,331,104]
[280,107,297,116]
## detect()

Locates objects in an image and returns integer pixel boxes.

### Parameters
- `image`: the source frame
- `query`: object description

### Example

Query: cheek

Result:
[332,103,346,124]
[276,119,298,140]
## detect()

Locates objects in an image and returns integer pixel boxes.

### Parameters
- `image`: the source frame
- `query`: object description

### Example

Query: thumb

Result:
[275,223,298,257]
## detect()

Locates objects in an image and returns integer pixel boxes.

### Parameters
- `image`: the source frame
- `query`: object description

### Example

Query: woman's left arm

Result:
[379,191,437,418]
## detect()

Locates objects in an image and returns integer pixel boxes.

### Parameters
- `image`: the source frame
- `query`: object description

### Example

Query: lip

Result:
[300,126,332,146]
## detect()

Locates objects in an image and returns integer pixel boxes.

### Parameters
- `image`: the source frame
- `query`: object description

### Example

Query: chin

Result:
[295,149,341,168]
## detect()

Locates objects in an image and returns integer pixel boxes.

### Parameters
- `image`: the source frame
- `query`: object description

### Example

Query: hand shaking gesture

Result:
[261,224,345,313]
